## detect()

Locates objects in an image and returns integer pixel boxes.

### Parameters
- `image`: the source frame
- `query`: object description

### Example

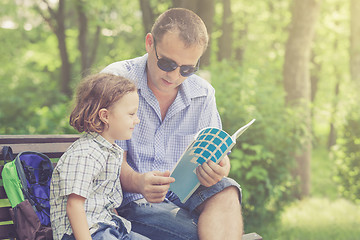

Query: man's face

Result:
[145,32,204,95]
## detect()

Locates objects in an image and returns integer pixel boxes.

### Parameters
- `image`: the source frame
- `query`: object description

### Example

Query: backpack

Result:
[1,146,53,240]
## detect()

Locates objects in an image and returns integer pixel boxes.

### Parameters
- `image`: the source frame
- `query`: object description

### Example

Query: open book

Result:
[169,119,256,203]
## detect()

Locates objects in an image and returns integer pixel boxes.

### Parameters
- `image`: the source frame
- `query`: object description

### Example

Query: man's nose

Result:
[166,67,182,79]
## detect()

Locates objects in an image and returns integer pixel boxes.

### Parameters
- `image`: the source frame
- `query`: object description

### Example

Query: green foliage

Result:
[333,104,360,204]
[259,144,360,239]
[0,0,358,232]
[260,198,360,240]
[208,61,301,226]
[311,147,338,199]
[0,0,145,134]
[0,25,72,134]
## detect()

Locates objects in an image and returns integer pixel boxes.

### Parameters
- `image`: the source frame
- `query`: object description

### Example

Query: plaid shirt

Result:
[50,132,130,240]
[102,54,222,205]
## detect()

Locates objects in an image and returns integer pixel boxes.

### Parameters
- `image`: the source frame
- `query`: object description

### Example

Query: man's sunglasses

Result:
[153,37,200,77]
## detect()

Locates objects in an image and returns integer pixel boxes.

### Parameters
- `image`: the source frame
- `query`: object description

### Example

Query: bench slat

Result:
[0,143,73,159]
[0,135,79,159]
[243,232,263,240]
[0,207,11,222]
[0,224,16,239]
[0,187,7,199]
[0,135,79,144]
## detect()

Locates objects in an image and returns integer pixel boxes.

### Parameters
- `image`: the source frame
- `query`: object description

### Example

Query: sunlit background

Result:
[1,0,359,239]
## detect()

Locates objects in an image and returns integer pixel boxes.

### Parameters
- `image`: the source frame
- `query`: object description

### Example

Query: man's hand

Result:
[138,170,175,203]
[196,155,231,187]
[120,152,175,203]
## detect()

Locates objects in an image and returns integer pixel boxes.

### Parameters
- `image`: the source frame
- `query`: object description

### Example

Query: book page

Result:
[232,119,256,140]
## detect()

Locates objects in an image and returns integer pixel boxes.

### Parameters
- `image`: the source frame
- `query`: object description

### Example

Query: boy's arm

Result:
[67,193,92,240]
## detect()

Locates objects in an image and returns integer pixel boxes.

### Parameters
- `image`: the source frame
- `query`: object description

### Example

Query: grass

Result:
[257,146,360,240]
[275,198,360,239]
[310,146,338,199]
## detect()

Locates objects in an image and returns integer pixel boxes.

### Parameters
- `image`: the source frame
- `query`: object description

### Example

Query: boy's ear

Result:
[98,108,109,124]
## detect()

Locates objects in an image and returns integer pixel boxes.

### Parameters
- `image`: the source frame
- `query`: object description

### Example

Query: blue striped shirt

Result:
[102,54,222,204]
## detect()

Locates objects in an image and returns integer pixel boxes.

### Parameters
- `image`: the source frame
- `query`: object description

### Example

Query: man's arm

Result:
[120,151,175,203]
[67,193,92,240]
[196,155,231,187]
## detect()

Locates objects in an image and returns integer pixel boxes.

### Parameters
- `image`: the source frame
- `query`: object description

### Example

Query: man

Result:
[102,8,243,240]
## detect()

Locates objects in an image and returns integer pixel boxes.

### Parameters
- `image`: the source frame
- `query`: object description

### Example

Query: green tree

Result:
[283,0,321,198]
[333,0,360,205]
[350,0,360,85]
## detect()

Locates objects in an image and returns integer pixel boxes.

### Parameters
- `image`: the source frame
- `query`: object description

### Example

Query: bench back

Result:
[0,135,79,240]
[0,135,263,240]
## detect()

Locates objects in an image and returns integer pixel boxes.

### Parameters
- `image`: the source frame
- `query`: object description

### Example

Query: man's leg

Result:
[117,200,198,240]
[118,178,242,240]
[184,177,243,240]
[197,186,243,240]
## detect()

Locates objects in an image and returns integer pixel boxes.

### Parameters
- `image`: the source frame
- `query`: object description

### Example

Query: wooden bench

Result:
[0,135,79,240]
[0,135,262,240]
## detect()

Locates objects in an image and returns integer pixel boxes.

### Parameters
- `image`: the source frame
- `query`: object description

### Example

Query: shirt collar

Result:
[86,132,123,153]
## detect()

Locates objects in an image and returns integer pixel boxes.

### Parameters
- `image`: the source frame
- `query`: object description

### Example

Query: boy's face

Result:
[104,91,140,143]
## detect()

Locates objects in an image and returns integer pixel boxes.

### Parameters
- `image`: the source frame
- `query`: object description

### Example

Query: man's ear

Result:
[98,108,109,124]
[145,33,154,53]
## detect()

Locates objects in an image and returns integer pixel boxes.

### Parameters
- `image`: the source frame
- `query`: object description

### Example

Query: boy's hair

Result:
[151,8,208,52]
[70,73,137,133]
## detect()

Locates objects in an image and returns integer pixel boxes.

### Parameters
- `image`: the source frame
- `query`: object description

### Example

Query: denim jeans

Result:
[61,219,149,240]
[117,177,241,240]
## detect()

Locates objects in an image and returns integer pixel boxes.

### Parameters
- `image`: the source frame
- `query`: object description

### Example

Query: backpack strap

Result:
[39,160,52,185]
[1,146,15,163]
[23,164,36,184]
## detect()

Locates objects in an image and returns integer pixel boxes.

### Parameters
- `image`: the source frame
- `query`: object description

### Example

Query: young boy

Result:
[50,73,148,240]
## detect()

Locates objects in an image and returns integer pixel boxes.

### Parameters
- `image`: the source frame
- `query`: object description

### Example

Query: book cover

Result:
[169,119,256,203]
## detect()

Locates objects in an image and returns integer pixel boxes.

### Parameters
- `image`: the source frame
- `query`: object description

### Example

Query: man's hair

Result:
[70,73,137,133]
[151,8,208,52]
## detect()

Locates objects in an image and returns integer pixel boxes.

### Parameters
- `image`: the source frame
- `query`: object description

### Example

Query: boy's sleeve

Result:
[57,154,101,199]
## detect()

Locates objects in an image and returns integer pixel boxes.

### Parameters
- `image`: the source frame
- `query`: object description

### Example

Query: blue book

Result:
[169,119,256,203]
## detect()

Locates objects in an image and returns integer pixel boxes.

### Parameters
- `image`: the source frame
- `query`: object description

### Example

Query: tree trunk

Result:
[172,0,214,66]
[350,0,360,85]
[327,4,342,149]
[56,0,72,97]
[35,0,72,97]
[283,0,320,198]
[218,0,233,61]
[310,47,321,145]
[172,0,197,11]
[139,0,154,36]
[195,0,215,66]
[310,51,320,104]
[76,0,88,77]
[235,26,247,65]
[75,0,100,77]
[328,81,339,149]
